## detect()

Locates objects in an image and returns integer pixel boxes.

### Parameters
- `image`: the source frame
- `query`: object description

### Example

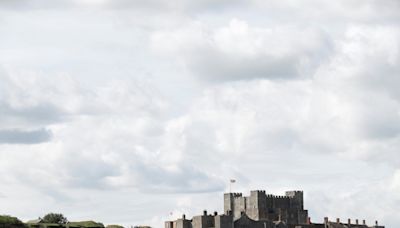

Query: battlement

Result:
[250,190,266,196]
[231,193,243,198]
[226,190,303,200]
[324,217,383,227]
[265,194,290,199]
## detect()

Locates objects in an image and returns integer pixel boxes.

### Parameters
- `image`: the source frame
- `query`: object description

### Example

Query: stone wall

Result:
[214,215,233,228]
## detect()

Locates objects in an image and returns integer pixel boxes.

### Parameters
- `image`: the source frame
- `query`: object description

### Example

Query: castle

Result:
[165,190,384,228]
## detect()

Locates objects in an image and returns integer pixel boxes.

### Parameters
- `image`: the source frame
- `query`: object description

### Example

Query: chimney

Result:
[203,210,207,216]
[214,211,218,216]
[348,219,351,225]
[376,221,378,226]
[356,219,359,225]
[336,218,340,224]
[307,217,311,224]
[182,214,186,219]
[324,217,328,224]
[363,220,366,225]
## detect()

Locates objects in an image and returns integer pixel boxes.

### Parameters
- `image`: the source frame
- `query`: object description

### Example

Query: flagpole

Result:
[229,179,236,193]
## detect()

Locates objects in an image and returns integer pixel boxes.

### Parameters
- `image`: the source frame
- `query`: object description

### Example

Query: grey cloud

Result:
[129,162,225,194]
[0,103,66,126]
[0,0,246,12]
[0,0,73,10]
[1,0,399,26]
[360,108,400,140]
[0,0,167,11]
[64,159,120,189]
[360,60,400,102]
[152,21,333,83]
[0,128,52,144]
[190,52,299,82]
[105,0,246,13]
[25,149,225,193]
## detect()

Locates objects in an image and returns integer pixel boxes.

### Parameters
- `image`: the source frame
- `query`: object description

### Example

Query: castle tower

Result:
[285,191,308,224]
[224,192,245,219]
[285,191,304,210]
[223,193,233,215]
[247,190,267,220]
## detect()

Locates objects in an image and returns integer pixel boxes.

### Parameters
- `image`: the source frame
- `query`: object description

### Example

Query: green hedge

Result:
[64,221,104,228]
[26,221,104,228]
[106,225,124,228]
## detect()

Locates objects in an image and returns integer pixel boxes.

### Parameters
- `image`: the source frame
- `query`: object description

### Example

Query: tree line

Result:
[0,213,125,228]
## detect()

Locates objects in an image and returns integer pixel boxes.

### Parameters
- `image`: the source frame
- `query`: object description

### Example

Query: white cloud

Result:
[390,170,400,194]
[151,19,332,81]
[0,1,399,227]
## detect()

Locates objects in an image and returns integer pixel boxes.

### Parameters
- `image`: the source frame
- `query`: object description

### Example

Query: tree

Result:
[0,215,24,225]
[42,213,68,224]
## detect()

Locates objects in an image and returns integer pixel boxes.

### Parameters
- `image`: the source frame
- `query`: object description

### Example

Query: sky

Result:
[0,0,399,227]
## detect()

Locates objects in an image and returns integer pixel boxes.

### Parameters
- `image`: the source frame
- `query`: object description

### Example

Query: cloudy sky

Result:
[0,0,399,227]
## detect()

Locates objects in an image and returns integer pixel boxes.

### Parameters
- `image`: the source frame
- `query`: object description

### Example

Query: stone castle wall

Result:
[224,190,308,225]
[165,190,384,228]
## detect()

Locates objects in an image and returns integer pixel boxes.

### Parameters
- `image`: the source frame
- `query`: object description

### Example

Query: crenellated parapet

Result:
[266,195,290,199]
[231,193,243,198]
[323,217,384,228]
